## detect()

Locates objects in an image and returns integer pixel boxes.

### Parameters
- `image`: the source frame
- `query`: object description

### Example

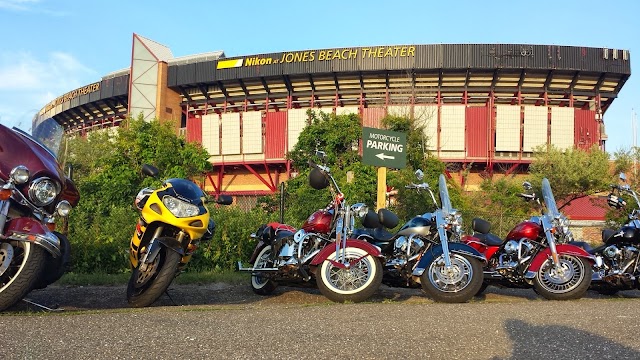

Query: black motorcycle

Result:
[573,173,640,295]
[353,171,486,303]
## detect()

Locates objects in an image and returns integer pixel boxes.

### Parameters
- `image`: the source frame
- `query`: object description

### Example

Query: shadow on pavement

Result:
[494,318,640,360]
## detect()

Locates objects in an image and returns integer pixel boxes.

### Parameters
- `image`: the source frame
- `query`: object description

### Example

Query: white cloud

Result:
[0,0,68,16]
[0,51,97,131]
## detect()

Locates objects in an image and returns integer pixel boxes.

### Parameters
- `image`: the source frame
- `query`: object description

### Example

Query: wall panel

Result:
[550,107,574,150]
[362,107,385,128]
[465,106,490,158]
[575,109,598,149]
[221,113,241,155]
[201,114,220,155]
[242,112,263,154]
[335,106,359,116]
[415,105,438,151]
[265,112,287,159]
[287,108,308,152]
[186,116,202,143]
[523,106,548,151]
[440,106,465,151]
[495,105,521,151]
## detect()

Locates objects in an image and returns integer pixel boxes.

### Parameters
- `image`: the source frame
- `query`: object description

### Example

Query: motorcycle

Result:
[0,120,79,311]
[571,173,640,295]
[353,171,486,303]
[464,178,594,300]
[238,153,383,303]
[127,164,232,307]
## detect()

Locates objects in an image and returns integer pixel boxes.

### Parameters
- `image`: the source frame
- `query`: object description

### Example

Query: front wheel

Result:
[0,241,47,311]
[533,254,592,300]
[316,247,382,303]
[127,246,181,307]
[250,245,278,295]
[420,253,484,303]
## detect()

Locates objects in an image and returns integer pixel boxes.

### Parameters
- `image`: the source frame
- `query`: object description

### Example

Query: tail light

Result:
[0,188,10,200]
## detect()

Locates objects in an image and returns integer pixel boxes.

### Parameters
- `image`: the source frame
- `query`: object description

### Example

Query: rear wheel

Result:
[420,253,483,303]
[250,245,278,295]
[533,255,592,300]
[0,241,46,311]
[316,247,382,303]
[127,246,181,307]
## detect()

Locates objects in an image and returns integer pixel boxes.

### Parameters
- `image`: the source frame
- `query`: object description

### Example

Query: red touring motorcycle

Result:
[464,178,594,300]
[0,120,79,311]
[239,156,383,303]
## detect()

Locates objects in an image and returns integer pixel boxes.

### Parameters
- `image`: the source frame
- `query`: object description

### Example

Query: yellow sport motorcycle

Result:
[127,164,232,307]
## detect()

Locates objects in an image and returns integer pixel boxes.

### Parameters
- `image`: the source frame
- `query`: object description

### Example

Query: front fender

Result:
[156,236,186,256]
[3,217,61,257]
[309,239,382,266]
[412,242,486,276]
[526,244,595,277]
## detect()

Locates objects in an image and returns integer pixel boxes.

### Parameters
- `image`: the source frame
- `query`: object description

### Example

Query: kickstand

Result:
[22,298,64,312]
[164,289,178,306]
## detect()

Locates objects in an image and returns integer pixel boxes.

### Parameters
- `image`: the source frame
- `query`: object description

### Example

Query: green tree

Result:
[528,144,610,209]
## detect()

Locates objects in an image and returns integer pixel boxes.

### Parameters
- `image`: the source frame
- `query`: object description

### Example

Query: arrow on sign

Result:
[376,153,395,160]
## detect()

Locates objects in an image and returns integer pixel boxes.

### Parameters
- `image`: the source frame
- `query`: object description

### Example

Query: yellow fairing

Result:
[129,183,209,267]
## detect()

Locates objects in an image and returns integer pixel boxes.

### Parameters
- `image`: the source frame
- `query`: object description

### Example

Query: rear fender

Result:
[412,242,486,276]
[3,217,61,257]
[309,239,382,266]
[526,244,595,277]
[248,240,267,264]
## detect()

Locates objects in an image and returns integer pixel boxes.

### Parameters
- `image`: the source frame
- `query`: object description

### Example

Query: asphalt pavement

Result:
[1,284,639,359]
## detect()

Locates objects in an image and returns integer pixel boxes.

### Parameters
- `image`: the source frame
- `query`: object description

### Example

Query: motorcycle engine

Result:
[277,229,326,266]
[498,239,535,270]
[393,234,424,260]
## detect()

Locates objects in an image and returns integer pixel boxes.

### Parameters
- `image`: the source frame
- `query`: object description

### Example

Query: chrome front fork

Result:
[0,200,9,234]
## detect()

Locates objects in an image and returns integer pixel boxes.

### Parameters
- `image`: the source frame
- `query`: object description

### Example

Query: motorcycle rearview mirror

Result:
[216,194,233,205]
[415,169,424,181]
[142,164,159,178]
[315,150,328,163]
[522,181,532,191]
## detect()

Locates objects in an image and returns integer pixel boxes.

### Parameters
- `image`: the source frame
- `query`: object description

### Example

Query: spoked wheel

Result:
[316,247,382,303]
[0,241,46,311]
[420,253,483,303]
[250,245,278,295]
[533,254,592,300]
[127,246,181,308]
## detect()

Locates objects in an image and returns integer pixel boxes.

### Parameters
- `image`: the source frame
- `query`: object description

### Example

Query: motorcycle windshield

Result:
[438,174,452,214]
[541,178,560,218]
[30,116,64,158]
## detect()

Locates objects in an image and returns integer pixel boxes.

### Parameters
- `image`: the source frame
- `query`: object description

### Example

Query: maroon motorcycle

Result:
[463,178,594,300]
[0,119,79,311]
[238,153,383,303]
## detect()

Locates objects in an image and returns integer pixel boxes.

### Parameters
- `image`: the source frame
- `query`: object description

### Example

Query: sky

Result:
[0,0,638,152]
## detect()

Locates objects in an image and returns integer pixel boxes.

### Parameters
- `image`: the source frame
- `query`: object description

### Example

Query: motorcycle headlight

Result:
[56,200,72,217]
[10,165,30,184]
[162,196,200,218]
[28,177,59,206]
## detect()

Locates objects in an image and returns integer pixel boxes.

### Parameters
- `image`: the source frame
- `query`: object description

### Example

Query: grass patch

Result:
[56,270,250,286]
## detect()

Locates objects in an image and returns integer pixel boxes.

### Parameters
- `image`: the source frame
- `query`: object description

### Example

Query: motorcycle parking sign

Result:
[362,127,407,169]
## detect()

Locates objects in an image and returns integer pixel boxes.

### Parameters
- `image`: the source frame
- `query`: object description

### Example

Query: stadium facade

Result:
[34,34,631,195]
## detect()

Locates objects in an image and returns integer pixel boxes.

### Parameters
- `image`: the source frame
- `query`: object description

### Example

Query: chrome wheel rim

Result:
[427,254,474,293]
[322,249,374,294]
[537,255,585,293]
[251,246,272,288]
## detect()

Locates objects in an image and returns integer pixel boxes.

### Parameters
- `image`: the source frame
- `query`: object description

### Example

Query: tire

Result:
[475,281,489,296]
[533,254,592,300]
[316,247,382,303]
[33,231,71,290]
[420,253,484,303]
[250,245,278,295]
[127,246,181,308]
[0,241,47,311]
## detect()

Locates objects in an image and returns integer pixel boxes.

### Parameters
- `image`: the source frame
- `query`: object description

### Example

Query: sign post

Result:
[361,127,407,210]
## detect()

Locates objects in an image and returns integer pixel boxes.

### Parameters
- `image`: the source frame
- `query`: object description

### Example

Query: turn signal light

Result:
[0,189,11,200]
[47,223,56,231]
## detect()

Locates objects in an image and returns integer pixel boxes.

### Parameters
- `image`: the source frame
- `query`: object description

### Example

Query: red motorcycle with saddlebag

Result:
[0,120,79,311]
[463,178,594,300]
[239,154,383,303]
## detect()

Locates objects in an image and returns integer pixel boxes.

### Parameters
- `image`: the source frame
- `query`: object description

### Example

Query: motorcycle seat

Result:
[371,228,394,242]
[474,232,503,246]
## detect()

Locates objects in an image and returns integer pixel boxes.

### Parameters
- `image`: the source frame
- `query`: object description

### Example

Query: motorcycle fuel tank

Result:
[606,225,640,246]
[301,209,333,234]
[505,221,542,241]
